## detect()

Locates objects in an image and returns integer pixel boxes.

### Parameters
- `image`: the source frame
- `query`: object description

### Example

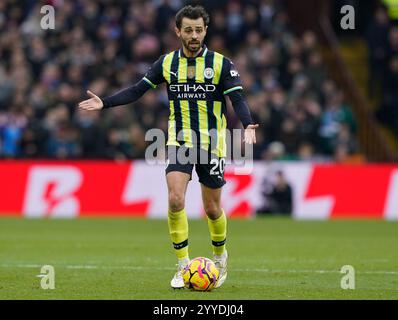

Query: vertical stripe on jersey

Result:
[207,101,217,153]
[188,60,199,146]
[195,57,205,83]
[169,51,181,144]
[170,51,179,82]
[174,100,183,144]
[221,113,227,157]
[212,52,223,85]
[162,52,174,83]
[167,100,178,146]
[178,57,187,83]
[213,101,226,157]
[197,100,209,150]
[180,100,193,147]
[188,100,199,146]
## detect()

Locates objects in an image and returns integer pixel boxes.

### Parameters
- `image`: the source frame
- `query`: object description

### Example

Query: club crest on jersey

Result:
[204,67,214,79]
[187,66,196,79]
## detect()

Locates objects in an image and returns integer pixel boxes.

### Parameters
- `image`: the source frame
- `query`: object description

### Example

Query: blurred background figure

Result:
[256,170,293,216]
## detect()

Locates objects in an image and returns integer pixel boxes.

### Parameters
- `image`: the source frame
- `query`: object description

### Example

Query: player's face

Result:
[176,17,207,55]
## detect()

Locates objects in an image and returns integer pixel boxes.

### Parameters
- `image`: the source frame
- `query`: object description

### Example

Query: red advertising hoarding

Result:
[0,161,397,219]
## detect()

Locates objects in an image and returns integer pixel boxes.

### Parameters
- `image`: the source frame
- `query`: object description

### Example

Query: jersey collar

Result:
[178,45,208,59]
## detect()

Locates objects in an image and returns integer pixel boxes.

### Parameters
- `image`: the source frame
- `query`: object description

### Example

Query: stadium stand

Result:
[0,0,363,162]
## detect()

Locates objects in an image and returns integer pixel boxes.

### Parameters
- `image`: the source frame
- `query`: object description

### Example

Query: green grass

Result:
[0,217,397,299]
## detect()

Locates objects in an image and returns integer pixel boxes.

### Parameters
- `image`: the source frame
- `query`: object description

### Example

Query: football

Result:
[182,257,219,291]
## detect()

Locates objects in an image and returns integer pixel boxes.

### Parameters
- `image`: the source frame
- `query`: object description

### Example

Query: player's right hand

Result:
[77,90,104,110]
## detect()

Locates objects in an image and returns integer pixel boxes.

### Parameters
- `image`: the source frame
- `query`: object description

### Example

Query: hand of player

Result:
[77,90,104,111]
[243,124,259,144]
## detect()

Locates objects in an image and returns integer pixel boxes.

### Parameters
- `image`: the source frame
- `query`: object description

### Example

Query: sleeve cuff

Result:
[243,122,254,129]
[143,77,157,89]
[223,86,243,95]
[101,97,111,109]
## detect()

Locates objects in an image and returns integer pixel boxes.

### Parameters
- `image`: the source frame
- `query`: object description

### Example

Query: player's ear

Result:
[175,26,181,37]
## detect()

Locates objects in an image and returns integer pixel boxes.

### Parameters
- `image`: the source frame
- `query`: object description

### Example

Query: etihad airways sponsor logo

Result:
[169,84,216,99]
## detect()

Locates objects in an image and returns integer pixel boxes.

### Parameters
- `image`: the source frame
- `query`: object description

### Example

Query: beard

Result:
[182,38,202,54]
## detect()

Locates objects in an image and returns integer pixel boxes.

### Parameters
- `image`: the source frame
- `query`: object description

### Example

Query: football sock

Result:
[168,208,189,260]
[207,209,227,256]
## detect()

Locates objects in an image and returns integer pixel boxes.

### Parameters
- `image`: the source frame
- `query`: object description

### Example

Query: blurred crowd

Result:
[0,0,359,161]
[366,4,398,137]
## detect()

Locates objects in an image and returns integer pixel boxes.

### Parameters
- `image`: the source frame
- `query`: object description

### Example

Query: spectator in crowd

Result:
[365,6,390,98]
[376,55,398,133]
[46,124,81,159]
[318,91,357,155]
[0,105,28,158]
[386,26,398,59]
[367,6,398,138]
[257,170,293,215]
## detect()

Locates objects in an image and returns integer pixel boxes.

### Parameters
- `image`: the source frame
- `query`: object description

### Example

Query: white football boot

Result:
[214,250,228,288]
[170,258,190,289]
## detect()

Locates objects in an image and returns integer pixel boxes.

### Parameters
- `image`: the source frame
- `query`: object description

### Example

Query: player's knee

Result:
[169,192,185,212]
[203,202,222,220]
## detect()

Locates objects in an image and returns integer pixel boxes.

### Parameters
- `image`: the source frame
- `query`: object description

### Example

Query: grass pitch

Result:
[0,216,397,300]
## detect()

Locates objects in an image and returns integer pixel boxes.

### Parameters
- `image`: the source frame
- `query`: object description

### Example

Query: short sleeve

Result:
[142,55,166,88]
[221,58,243,95]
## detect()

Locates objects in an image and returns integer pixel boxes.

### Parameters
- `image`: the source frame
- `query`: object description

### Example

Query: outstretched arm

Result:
[221,57,258,144]
[77,79,152,111]
[227,90,259,144]
[78,54,165,111]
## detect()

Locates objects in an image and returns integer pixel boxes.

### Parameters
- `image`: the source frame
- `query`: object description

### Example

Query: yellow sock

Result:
[207,209,227,256]
[168,208,189,260]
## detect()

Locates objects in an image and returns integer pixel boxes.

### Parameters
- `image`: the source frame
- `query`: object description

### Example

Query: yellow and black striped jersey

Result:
[142,46,243,158]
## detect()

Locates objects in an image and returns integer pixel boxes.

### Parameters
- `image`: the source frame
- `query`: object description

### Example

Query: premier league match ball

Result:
[182,257,219,291]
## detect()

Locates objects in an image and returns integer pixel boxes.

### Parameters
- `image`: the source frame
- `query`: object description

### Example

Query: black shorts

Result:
[165,145,226,189]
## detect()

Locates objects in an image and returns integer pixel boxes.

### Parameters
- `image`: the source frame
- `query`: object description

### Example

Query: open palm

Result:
[78,90,103,111]
[243,124,259,144]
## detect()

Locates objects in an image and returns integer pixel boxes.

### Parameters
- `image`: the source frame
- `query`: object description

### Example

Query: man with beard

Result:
[77,5,258,289]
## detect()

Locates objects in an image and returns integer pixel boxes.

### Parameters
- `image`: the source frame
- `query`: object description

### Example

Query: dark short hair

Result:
[175,5,210,29]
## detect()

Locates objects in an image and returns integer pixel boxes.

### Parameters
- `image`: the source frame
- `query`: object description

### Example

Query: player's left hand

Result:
[243,124,259,144]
